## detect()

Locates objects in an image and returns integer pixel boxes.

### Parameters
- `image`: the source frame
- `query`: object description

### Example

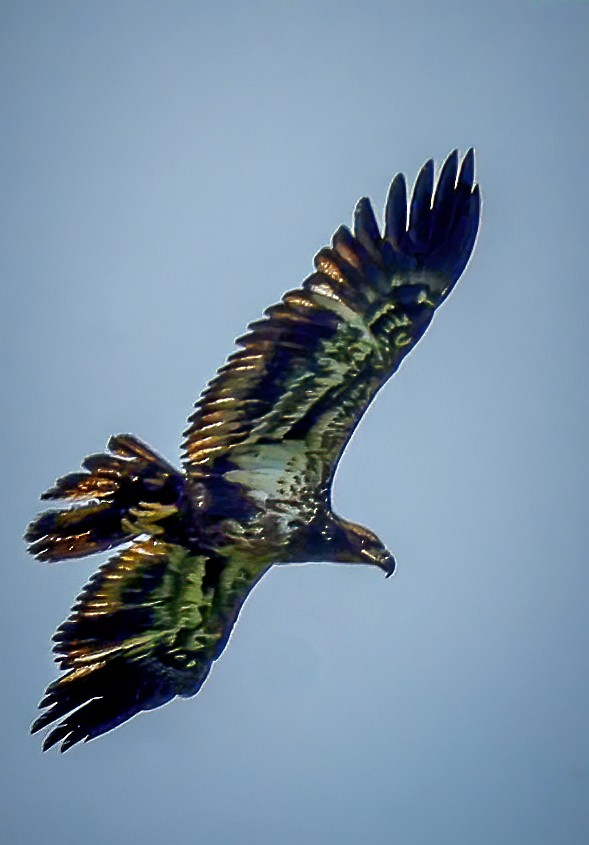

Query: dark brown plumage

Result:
[26,150,480,750]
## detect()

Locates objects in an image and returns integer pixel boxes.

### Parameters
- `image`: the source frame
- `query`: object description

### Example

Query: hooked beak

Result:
[368,550,396,578]
[383,552,396,578]
[359,547,396,577]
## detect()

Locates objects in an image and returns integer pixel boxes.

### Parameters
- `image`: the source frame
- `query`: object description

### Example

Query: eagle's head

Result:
[331,517,396,577]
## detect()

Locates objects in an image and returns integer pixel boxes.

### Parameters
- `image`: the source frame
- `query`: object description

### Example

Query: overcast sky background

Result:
[2,2,588,843]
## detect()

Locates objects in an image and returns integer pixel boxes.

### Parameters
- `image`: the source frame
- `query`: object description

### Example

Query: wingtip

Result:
[384,172,408,248]
[412,159,434,205]
[459,147,476,190]
[408,159,435,248]
[60,732,81,753]
[40,724,72,752]
[418,157,435,180]
[353,196,380,247]
[30,716,43,736]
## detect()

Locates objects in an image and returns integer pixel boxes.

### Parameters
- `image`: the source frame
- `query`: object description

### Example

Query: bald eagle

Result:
[26,150,480,751]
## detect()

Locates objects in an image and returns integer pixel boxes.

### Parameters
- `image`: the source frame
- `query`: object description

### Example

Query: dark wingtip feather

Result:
[432,180,480,287]
[448,183,480,281]
[442,148,459,174]
[458,147,475,190]
[384,172,408,250]
[433,149,458,205]
[408,158,434,250]
[60,732,81,753]
[353,197,380,249]
[42,725,73,752]
[377,149,480,290]
[30,714,46,735]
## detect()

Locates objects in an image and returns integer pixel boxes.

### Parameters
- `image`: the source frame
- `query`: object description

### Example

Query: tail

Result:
[26,434,186,561]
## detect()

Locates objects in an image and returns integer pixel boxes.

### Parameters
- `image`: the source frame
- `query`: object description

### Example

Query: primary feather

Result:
[27,150,480,750]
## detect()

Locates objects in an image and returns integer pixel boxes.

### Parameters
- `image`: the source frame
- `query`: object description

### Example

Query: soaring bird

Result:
[26,150,480,751]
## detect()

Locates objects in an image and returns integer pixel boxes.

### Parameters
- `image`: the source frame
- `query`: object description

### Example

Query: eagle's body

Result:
[27,150,480,751]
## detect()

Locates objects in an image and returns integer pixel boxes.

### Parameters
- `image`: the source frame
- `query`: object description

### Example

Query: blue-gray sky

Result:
[2,2,588,843]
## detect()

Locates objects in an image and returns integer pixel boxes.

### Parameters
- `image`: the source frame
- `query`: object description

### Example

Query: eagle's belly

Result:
[211,506,312,565]
[189,441,325,562]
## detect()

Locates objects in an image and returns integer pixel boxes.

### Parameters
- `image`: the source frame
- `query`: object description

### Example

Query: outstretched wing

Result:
[182,150,480,505]
[32,539,267,751]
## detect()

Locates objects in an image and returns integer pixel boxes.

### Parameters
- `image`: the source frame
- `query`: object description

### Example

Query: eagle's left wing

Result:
[182,150,480,504]
[32,539,267,751]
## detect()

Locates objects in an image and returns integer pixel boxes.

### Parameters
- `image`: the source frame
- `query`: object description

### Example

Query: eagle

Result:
[26,150,480,751]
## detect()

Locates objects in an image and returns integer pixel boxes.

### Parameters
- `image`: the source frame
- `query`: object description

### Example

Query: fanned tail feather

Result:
[26,434,186,561]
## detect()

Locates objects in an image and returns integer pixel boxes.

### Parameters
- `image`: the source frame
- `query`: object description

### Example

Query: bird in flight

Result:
[27,150,480,751]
